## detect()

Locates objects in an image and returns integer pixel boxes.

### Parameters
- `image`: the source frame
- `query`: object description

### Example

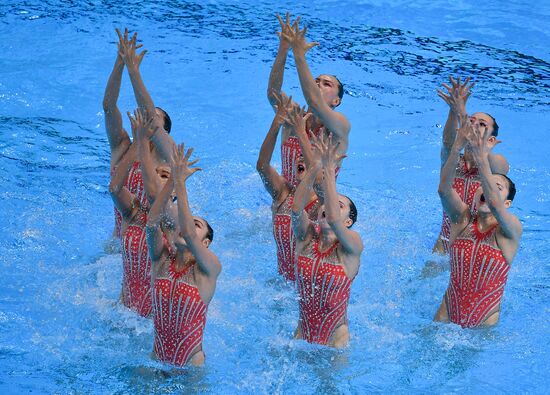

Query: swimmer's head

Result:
[470,111,499,139]
[318,193,357,229]
[476,173,516,213]
[295,155,307,182]
[315,74,343,108]
[194,216,214,247]
[156,165,171,182]
[155,107,172,134]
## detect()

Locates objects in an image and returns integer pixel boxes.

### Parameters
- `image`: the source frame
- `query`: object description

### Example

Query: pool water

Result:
[0,0,549,393]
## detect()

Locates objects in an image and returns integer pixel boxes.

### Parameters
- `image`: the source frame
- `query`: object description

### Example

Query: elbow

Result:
[108,180,119,195]
[255,160,262,173]
[102,96,114,112]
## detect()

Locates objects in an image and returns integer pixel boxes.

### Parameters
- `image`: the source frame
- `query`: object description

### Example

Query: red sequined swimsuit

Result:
[114,161,149,238]
[120,207,152,317]
[439,155,481,253]
[152,246,208,367]
[445,218,510,328]
[273,193,319,281]
[281,126,340,186]
[296,238,353,345]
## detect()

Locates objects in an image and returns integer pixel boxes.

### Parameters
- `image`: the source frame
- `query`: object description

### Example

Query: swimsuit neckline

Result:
[472,217,497,239]
[313,238,339,258]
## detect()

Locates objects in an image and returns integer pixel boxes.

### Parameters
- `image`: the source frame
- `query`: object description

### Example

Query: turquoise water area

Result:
[0,0,549,393]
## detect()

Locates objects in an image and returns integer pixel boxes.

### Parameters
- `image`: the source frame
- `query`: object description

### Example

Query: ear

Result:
[344,217,353,228]
[202,238,211,248]
[331,97,341,108]
[504,199,512,209]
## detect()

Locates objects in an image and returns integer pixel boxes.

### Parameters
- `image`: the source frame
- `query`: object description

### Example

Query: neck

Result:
[319,228,338,249]
[175,247,195,268]
[476,210,498,231]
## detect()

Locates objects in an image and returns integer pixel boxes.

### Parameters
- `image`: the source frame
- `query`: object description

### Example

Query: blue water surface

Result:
[0,0,549,393]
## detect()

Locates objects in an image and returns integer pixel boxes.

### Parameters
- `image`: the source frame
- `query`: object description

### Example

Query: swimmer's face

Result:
[476,174,512,213]
[295,156,306,182]
[193,216,212,248]
[317,194,353,229]
[469,112,498,148]
[156,165,171,184]
[315,75,341,108]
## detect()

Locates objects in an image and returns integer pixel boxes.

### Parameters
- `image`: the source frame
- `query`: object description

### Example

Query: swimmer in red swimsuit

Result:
[257,93,319,281]
[267,13,350,186]
[432,76,510,255]
[146,144,220,367]
[109,110,171,317]
[434,115,522,328]
[292,133,363,347]
[105,29,173,238]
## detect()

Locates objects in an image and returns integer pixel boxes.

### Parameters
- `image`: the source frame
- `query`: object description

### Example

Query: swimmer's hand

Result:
[128,108,157,142]
[272,90,293,125]
[276,12,297,48]
[466,119,490,162]
[311,133,345,174]
[117,28,146,70]
[284,104,312,138]
[454,114,473,150]
[171,143,201,183]
[281,18,319,56]
[437,76,474,117]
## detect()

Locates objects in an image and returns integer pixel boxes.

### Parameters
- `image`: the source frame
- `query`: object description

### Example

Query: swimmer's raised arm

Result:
[146,173,174,262]
[103,28,132,169]
[438,116,471,224]
[314,134,362,261]
[172,145,221,296]
[468,125,522,244]
[291,154,321,241]
[283,21,350,141]
[285,105,314,168]
[129,109,164,202]
[267,12,295,109]
[109,144,138,219]
[118,29,175,162]
[437,76,474,165]
[257,92,292,201]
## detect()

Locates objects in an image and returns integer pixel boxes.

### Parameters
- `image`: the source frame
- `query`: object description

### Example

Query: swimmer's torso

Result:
[296,238,352,345]
[120,207,152,317]
[152,249,207,367]
[273,192,319,281]
[440,155,481,253]
[445,217,510,328]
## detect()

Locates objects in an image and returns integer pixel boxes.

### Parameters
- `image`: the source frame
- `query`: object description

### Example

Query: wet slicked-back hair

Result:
[343,195,358,228]
[205,220,214,242]
[156,107,172,134]
[332,75,344,100]
[497,173,516,201]
[483,112,499,137]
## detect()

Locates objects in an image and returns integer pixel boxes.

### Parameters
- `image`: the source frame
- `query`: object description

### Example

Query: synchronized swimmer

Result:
[103,13,522,368]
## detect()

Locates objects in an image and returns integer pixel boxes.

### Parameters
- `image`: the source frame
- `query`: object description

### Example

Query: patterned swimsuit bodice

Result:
[296,238,352,345]
[152,250,207,367]
[120,207,152,317]
[273,193,319,281]
[445,217,510,328]
[440,155,482,253]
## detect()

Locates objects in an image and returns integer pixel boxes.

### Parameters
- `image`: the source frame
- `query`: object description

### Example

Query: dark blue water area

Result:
[0,0,549,393]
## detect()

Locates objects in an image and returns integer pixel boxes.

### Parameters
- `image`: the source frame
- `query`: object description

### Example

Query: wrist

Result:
[292,47,306,58]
